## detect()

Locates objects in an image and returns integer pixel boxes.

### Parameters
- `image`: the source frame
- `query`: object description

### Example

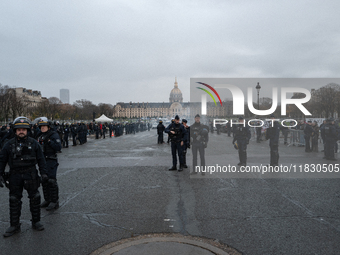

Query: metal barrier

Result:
[288,129,305,147]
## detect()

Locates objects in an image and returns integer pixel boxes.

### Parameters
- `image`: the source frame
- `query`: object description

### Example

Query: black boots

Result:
[42,179,59,211]
[32,221,44,231]
[3,224,21,237]
[4,196,22,237]
[169,166,177,171]
[46,201,59,211]
[41,180,50,208]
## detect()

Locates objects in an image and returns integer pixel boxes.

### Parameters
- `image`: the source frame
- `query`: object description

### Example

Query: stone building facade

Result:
[112,78,229,119]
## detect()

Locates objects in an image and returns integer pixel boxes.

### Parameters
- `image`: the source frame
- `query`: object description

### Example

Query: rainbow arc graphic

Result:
[196,82,223,106]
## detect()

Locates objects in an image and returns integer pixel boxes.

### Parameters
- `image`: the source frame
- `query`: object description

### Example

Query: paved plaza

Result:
[0,131,339,254]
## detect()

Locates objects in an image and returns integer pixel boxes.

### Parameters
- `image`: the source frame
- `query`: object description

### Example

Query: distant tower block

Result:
[60,89,70,104]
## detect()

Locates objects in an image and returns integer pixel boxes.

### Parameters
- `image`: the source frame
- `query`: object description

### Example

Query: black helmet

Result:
[182,119,187,123]
[13,117,31,129]
[37,117,51,127]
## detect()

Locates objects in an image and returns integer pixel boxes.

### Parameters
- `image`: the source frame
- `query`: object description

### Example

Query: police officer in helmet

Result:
[0,117,48,237]
[165,115,188,171]
[37,117,62,211]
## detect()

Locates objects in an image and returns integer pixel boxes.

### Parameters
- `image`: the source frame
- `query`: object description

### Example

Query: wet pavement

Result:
[0,131,339,254]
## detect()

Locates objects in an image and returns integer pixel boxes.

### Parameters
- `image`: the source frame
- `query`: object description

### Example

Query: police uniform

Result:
[63,124,70,148]
[0,118,47,237]
[71,123,78,146]
[323,118,337,160]
[165,116,188,171]
[304,121,314,152]
[37,118,62,211]
[266,117,281,166]
[157,121,165,144]
[190,115,209,173]
[232,117,251,166]
[181,119,190,168]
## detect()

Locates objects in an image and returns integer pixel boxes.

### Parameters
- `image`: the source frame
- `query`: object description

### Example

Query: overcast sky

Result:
[1,0,339,105]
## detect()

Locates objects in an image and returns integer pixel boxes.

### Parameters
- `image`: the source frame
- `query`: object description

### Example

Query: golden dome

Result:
[169,77,183,103]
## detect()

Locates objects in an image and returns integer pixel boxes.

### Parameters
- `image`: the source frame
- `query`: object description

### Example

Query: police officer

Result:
[103,123,107,139]
[157,120,165,144]
[109,122,113,138]
[37,117,62,211]
[71,123,78,146]
[232,117,251,167]
[181,119,190,168]
[323,117,337,160]
[265,115,281,166]
[304,120,314,152]
[190,114,209,174]
[226,121,231,137]
[0,117,48,237]
[63,123,70,148]
[165,115,188,171]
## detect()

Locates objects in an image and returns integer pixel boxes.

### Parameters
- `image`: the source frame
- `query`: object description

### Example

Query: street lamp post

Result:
[256,82,261,110]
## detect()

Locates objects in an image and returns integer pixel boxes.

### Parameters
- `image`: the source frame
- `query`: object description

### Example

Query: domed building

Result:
[112,78,227,119]
[113,78,190,119]
[169,78,183,103]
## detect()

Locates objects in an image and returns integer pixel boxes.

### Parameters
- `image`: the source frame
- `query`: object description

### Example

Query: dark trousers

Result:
[46,159,58,179]
[171,141,184,166]
[72,134,77,145]
[9,171,41,225]
[237,139,247,164]
[63,134,69,147]
[311,136,318,152]
[256,128,261,142]
[304,135,311,152]
[158,133,164,144]
[325,139,335,159]
[270,141,279,166]
[42,159,59,203]
[282,129,288,144]
[192,143,205,168]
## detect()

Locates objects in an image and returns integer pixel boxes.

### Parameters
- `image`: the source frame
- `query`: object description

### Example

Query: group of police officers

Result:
[0,114,338,238]
[159,114,339,174]
[0,117,61,237]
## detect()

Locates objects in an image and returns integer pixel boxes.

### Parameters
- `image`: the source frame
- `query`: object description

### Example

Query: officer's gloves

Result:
[0,175,4,188]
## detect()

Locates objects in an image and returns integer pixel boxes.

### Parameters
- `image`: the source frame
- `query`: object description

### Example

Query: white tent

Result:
[94,114,113,122]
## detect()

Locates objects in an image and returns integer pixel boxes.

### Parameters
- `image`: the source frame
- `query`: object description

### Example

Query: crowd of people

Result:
[0,117,154,237]
[0,120,153,149]
[156,115,340,175]
[0,114,339,238]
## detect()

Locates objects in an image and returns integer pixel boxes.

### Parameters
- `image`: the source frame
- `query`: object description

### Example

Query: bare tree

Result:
[313,83,340,118]
[97,103,114,117]
[48,97,62,119]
